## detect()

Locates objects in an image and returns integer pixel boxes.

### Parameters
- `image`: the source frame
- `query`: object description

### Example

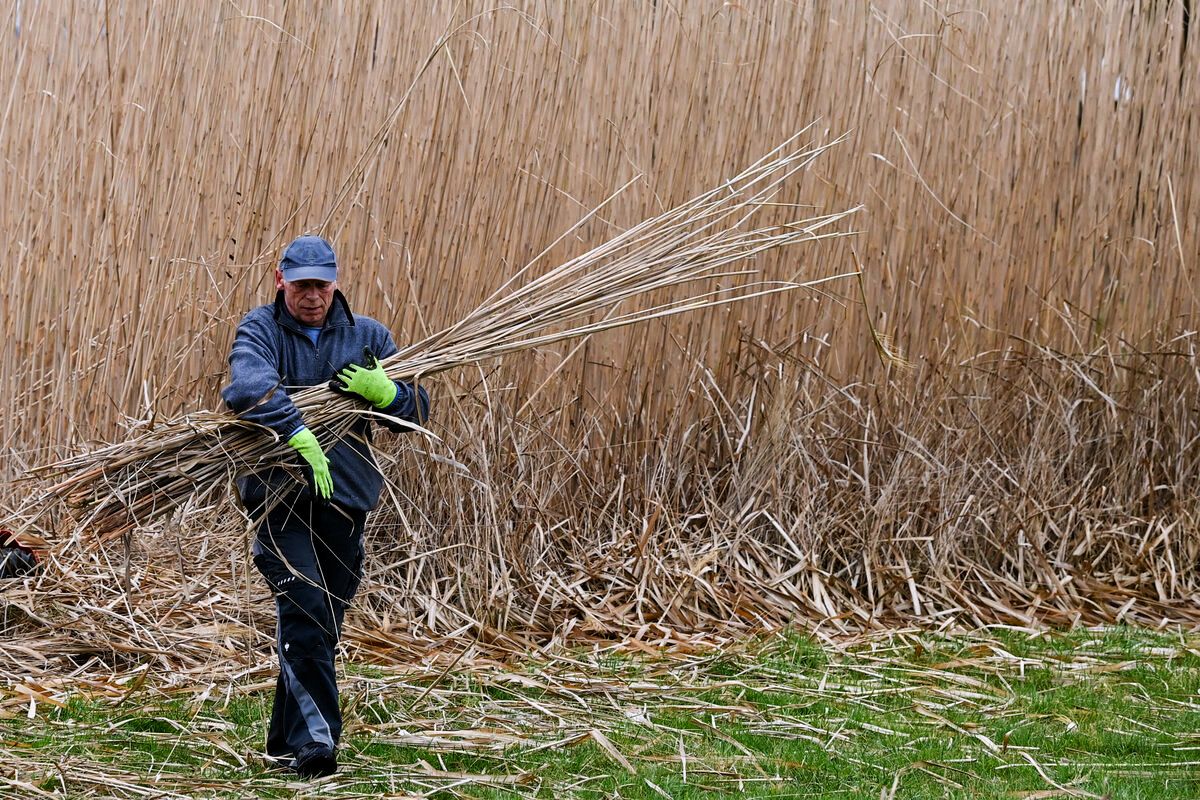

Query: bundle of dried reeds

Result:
[30,132,859,540]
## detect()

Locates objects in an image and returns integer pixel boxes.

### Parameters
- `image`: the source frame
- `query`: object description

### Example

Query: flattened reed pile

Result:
[2,1,1200,674]
[6,328,1200,688]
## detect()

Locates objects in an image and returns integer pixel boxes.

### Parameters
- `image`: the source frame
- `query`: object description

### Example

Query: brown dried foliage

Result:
[1,2,1199,682]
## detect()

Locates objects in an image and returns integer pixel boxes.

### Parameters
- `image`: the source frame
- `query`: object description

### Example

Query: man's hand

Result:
[330,347,398,409]
[287,428,333,500]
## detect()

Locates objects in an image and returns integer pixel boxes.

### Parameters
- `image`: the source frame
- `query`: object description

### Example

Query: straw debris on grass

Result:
[3,627,1199,799]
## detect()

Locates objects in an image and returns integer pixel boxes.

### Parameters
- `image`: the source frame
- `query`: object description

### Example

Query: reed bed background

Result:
[2,0,1200,675]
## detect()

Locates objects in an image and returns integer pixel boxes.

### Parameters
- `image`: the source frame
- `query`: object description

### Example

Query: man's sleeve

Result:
[221,314,304,437]
[373,327,430,431]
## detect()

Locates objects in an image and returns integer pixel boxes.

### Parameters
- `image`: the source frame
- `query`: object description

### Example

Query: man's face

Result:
[276,269,336,326]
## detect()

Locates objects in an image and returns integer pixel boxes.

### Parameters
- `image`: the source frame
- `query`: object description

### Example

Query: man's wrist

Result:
[373,381,399,409]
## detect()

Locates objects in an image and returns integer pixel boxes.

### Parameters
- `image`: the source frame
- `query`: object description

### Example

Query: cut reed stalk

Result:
[31,135,859,540]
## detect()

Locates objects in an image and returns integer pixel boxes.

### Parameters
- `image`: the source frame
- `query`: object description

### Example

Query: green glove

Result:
[287,428,333,500]
[331,348,398,409]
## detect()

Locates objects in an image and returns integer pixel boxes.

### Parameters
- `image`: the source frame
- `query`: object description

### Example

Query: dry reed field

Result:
[1,0,1199,695]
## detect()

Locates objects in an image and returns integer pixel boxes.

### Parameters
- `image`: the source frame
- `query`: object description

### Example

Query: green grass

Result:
[3,626,1200,798]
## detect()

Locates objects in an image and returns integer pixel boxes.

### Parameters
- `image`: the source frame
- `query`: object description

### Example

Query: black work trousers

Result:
[252,497,367,759]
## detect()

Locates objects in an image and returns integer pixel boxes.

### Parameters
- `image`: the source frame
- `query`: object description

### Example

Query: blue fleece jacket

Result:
[222,290,429,512]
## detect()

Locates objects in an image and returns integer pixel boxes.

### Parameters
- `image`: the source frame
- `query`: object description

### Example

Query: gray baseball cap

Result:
[280,235,338,282]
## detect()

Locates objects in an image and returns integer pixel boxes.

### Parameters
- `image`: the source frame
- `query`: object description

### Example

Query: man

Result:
[222,235,429,778]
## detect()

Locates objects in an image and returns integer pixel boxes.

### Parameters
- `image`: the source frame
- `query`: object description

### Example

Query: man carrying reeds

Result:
[222,235,429,778]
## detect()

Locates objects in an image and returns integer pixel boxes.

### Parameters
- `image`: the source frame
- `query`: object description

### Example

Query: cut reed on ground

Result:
[6,629,1198,799]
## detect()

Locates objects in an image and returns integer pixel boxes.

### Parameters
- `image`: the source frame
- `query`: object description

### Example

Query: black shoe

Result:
[294,742,337,778]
